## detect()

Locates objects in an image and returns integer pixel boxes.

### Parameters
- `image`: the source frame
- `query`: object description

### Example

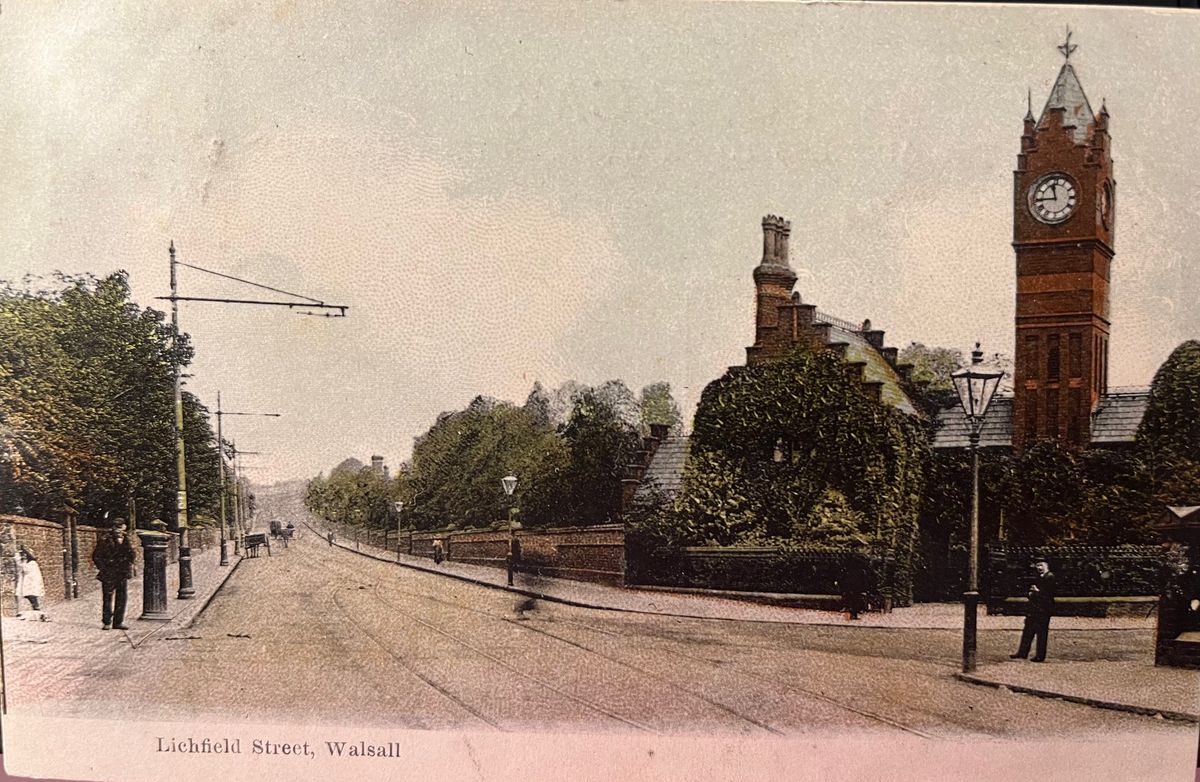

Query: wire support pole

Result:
[171,241,196,599]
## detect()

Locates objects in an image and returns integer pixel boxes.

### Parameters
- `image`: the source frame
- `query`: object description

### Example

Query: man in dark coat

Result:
[839,551,870,621]
[1011,558,1056,662]
[92,525,136,630]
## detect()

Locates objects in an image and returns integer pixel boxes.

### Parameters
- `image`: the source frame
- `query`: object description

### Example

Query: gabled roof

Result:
[825,321,917,415]
[1091,388,1151,445]
[1040,63,1095,145]
[930,388,1151,449]
[931,396,1016,450]
[635,434,690,498]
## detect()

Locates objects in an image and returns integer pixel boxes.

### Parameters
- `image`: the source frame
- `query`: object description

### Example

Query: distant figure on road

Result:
[838,551,870,621]
[432,539,445,565]
[1011,558,1056,662]
[93,525,135,631]
[327,530,335,546]
[13,546,48,621]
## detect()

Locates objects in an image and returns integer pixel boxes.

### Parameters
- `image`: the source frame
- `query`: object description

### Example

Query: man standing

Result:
[1011,558,1056,662]
[838,550,870,621]
[93,524,135,630]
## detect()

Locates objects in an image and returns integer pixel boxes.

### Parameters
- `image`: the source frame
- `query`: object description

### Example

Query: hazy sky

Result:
[3,2,1198,484]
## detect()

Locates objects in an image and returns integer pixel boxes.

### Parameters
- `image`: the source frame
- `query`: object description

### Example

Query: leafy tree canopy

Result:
[0,273,221,526]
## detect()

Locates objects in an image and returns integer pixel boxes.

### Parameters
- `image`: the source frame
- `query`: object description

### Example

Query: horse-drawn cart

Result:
[243,532,271,558]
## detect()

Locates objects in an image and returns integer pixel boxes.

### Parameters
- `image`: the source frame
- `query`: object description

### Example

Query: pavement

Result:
[1,543,242,653]
[319,522,1200,725]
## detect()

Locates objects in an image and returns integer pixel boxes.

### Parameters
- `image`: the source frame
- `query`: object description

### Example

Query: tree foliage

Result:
[325,379,679,533]
[639,381,683,432]
[0,273,222,526]
[304,464,398,531]
[1138,340,1200,508]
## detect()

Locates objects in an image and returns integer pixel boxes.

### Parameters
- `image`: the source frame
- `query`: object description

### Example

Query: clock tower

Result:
[1012,32,1115,451]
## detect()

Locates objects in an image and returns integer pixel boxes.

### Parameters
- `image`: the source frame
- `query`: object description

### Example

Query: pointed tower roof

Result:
[1038,31,1095,145]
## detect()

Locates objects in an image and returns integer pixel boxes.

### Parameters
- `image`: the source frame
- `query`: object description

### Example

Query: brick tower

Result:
[1012,32,1115,451]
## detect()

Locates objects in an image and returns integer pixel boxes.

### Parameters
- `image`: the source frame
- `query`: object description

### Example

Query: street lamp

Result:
[502,475,518,586]
[394,501,404,561]
[168,242,194,599]
[952,342,1005,673]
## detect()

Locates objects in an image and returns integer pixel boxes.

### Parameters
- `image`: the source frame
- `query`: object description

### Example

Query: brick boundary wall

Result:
[0,514,201,615]
[405,524,626,586]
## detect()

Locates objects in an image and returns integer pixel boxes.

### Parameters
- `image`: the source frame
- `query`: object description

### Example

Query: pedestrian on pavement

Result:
[432,538,445,565]
[92,524,135,630]
[13,546,48,622]
[327,530,335,546]
[1011,557,1056,662]
[838,549,870,621]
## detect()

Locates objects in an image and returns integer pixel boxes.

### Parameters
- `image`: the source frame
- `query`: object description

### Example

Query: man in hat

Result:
[1011,558,1056,662]
[92,523,135,630]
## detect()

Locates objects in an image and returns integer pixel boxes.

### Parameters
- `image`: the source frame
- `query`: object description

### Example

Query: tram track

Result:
[382,576,937,738]
[305,547,656,733]
[300,535,935,737]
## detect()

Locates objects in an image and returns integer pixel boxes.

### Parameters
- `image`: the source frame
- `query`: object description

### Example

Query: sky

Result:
[3,1,1199,484]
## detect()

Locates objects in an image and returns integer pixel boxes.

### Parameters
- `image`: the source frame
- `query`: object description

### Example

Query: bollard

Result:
[137,522,172,621]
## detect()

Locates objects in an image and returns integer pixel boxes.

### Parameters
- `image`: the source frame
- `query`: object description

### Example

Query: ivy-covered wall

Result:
[632,347,927,604]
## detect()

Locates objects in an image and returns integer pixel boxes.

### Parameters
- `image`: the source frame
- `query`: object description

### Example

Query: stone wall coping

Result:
[412,523,624,538]
[0,514,60,529]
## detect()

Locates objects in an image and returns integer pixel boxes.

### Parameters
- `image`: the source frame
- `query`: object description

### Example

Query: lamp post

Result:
[394,501,404,561]
[169,242,195,599]
[502,475,518,586]
[951,342,1005,673]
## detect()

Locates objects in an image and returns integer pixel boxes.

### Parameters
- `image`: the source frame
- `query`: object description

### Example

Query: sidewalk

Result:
[1,545,242,651]
[958,660,1200,723]
[325,526,1199,724]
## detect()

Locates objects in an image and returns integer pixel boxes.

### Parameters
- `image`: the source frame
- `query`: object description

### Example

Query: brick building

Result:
[635,37,1148,508]
[933,38,1148,452]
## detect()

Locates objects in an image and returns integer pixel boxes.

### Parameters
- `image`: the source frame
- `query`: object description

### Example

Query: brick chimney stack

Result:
[752,214,798,350]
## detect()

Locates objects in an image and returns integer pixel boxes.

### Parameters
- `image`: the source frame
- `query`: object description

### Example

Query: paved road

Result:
[7,532,1192,740]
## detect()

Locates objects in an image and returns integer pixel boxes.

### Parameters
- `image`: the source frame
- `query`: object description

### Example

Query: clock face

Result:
[1029,174,1078,224]
[1099,181,1114,228]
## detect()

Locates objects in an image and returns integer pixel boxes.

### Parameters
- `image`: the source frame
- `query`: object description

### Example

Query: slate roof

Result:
[1040,63,1095,145]
[1091,388,1151,445]
[825,322,918,415]
[930,388,1150,450]
[931,396,1016,450]
[635,434,690,498]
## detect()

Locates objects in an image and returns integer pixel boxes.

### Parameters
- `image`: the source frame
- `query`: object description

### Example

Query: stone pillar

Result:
[138,522,171,621]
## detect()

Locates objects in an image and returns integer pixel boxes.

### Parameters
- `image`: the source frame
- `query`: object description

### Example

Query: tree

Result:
[1000,440,1086,544]
[1138,341,1200,495]
[404,400,568,530]
[557,388,642,525]
[898,343,962,395]
[639,381,683,433]
[0,273,221,526]
[523,381,554,431]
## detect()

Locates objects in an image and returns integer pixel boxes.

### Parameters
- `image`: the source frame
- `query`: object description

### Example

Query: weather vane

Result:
[1057,27,1077,61]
